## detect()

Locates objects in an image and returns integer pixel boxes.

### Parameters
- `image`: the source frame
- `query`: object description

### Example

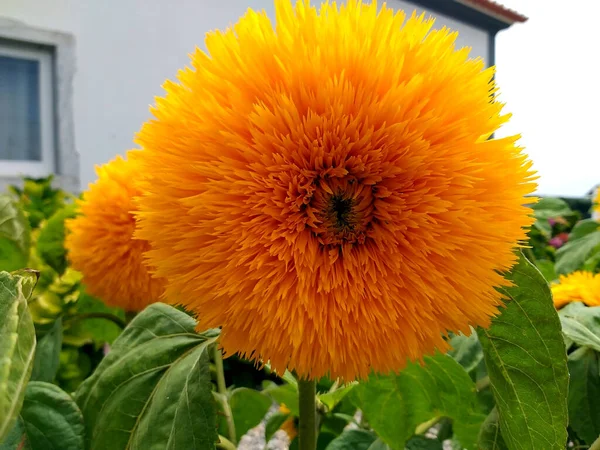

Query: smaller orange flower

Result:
[65,155,164,311]
[551,271,600,309]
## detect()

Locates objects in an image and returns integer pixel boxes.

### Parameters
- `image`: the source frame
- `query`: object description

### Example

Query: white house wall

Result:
[1,0,489,190]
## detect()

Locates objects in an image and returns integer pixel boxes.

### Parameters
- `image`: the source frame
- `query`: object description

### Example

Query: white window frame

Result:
[0,42,56,177]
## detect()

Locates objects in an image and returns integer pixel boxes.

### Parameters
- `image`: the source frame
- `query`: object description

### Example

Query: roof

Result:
[457,0,528,24]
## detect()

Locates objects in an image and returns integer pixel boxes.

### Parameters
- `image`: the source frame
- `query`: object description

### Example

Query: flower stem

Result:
[213,345,236,444]
[298,378,318,450]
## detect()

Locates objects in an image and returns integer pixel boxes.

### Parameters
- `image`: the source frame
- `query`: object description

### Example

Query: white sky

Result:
[494,0,599,197]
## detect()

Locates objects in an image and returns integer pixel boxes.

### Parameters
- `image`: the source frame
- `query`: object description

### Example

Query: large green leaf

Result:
[30,318,63,382]
[36,204,77,275]
[478,254,569,450]
[75,303,219,450]
[478,408,508,450]
[0,271,37,441]
[566,347,600,445]
[0,196,31,271]
[0,381,84,450]
[569,219,600,240]
[555,230,600,274]
[229,388,272,442]
[350,353,484,450]
[325,430,377,450]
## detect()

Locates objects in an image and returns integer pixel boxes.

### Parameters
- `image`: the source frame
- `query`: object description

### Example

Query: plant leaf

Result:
[35,204,77,275]
[325,429,377,450]
[74,303,219,450]
[555,230,600,274]
[478,254,569,450]
[531,198,573,220]
[350,353,484,450]
[265,412,290,443]
[566,347,600,445]
[405,436,443,449]
[229,387,272,442]
[0,196,31,272]
[264,383,299,416]
[0,271,37,441]
[478,408,508,450]
[559,316,600,352]
[448,328,484,374]
[319,383,358,411]
[0,381,84,450]
[30,318,63,383]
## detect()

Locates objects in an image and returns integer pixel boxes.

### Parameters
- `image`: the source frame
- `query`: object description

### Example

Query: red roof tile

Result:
[458,0,528,24]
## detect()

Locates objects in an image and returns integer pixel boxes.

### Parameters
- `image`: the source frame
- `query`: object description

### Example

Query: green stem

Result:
[216,435,237,450]
[589,435,600,450]
[214,345,236,444]
[298,378,318,450]
[64,312,126,329]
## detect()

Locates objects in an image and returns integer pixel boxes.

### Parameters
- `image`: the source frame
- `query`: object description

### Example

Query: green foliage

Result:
[0,196,31,272]
[0,382,84,450]
[30,318,62,383]
[9,176,68,230]
[478,254,569,449]
[555,230,600,275]
[75,303,219,450]
[350,353,484,450]
[229,388,272,442]
[0,271,38,442]
[324,430,377,450]
[36,204,77,275]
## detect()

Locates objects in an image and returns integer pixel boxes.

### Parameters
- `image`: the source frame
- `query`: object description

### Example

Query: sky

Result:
[494,0,599,197]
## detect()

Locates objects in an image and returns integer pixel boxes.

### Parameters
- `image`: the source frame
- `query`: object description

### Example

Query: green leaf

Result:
[478,408,508,450]
[0,381,84,450]
[531,198,573,220]
[533,260,556,283]
[405,436,443,449]
[229,387,272,442]
[0,271,37,441]
[30,318,63,383]
[566,347,600,445]
[325,429,377,450]
[478,254,569,450]
[569,219,600,240]
[319,383,358,411]
[0,195,31,272]
[448,329,484,374]
[36,204,77,275]
[75,303,220,450]
[559,316,600,352]
[350,353,484,450]
[264,383,299,416]
[265,412,290,443]
[63,290,125,347]
[555,230,600,274]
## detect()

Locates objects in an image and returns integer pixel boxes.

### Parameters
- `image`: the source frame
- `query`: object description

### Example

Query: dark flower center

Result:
[329,195,355,231]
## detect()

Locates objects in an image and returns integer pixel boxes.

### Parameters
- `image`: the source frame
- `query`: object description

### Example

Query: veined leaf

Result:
[478,254,569,450]
[0,271,37,441]
[75,303,219,450]
[0,381,84,450]
[478,408,508,450]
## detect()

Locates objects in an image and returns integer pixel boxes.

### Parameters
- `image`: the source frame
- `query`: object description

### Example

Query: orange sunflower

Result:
[65,155,164,311]
[134,0,536,380]
[551,271,600,309]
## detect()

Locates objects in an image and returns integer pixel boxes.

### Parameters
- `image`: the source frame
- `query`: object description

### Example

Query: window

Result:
[0,41,55,177]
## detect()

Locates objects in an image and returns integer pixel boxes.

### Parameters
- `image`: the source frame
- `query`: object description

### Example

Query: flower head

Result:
[134,0,536,379]
[551,271,600,309]
[65,155,164,311]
